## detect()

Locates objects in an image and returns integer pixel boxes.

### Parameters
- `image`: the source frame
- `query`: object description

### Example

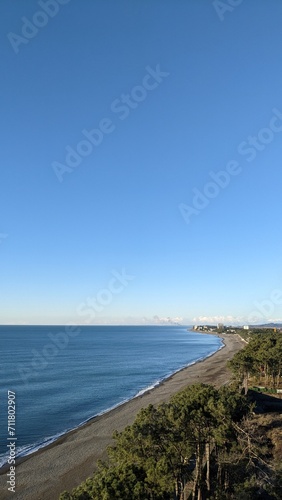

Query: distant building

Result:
[243,325,250,330]
[217,323,224,330]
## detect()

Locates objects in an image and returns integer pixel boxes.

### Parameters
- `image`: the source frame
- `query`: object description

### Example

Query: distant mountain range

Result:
[255,323,282,328]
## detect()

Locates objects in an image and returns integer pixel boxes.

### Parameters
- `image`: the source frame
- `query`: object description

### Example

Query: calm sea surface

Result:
[0,325,222,467]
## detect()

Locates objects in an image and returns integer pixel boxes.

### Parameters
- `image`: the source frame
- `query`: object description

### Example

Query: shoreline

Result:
[0,334,224,472]
[0,333,245,500]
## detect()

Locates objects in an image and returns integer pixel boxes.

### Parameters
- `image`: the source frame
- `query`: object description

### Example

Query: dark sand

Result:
[0,334,245,500]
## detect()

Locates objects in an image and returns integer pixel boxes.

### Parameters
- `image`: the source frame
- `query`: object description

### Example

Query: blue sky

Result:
[1,0,282,326]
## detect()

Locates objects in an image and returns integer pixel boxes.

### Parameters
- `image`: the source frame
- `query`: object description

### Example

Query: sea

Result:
[0,325,222,468]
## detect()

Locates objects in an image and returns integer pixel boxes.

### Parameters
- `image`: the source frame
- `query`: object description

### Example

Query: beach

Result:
[0,333,244,500]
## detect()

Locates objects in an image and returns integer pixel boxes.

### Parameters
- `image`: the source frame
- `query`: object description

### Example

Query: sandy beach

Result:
[0,334,245,500]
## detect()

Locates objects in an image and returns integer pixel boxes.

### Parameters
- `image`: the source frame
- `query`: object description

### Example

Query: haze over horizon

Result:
[1,1,282,326]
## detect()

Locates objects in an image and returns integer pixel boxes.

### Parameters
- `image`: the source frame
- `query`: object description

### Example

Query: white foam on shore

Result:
[0,337,224,469]
[0,431,70,468]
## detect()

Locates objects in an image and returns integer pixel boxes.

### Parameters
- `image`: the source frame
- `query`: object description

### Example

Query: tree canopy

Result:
[228,332,282,392]
[60,333,282,499]
[60,384,266,500]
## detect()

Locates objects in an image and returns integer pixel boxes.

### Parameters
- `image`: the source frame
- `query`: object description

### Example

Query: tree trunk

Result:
[205,441,210,492]
[192,443,201,500]
[183,480,191,500]
[192,466,198,500]
[175,478,180,500]
[243,370,248,395]
[224,469,229,492]
[277,370,280,385]
[217,460,222,492]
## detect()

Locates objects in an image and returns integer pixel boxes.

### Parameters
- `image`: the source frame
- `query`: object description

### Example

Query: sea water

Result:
[0,325,222,467]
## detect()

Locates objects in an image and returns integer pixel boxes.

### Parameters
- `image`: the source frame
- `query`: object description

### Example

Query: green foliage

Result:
[229,332,282,390]
[60,334,282,499]
[60,384,259,499]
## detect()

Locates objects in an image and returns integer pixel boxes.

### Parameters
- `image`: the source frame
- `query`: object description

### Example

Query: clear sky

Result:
[1,0,282,326]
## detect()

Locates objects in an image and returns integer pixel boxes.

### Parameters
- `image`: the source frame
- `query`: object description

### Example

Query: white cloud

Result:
[77,315,184,326]
[192,315,282,326]
[192,315,245,325]
[152,315,183,325]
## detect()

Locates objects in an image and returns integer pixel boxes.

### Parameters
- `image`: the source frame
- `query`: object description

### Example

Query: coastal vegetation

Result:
[60,333,282,500]
[193,324,281,339]
[229,332,282,394]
